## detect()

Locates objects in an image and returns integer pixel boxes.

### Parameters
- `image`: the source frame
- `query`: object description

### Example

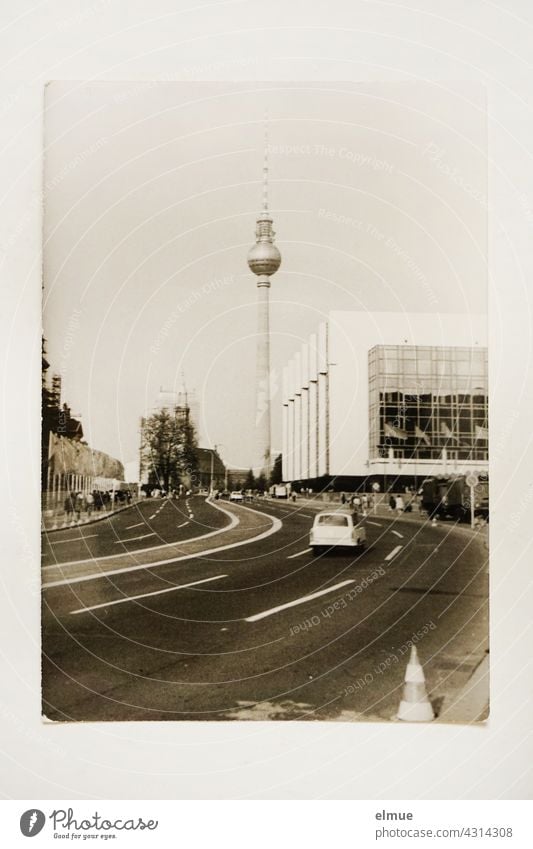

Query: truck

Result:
[420,474,489,522]
[271,484,289,499]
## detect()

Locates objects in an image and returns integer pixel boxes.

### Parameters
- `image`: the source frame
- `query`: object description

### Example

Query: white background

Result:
[0,0,532,800]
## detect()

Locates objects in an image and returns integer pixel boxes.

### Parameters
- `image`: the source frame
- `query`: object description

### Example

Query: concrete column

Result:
[317,372,328,477]
[282,403,288,481]
[301,387,310,480]
[309,380,318,478]
[287,399,295,480]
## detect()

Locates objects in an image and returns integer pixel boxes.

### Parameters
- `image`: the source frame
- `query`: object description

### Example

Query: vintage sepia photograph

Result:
[41,81,489,723]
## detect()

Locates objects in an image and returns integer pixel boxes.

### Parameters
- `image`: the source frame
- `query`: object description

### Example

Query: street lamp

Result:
[209,443,227,495]
[209,445,217,496]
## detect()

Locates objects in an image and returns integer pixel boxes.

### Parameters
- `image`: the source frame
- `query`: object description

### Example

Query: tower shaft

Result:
[247,120,281,481]
[254,278,271,477]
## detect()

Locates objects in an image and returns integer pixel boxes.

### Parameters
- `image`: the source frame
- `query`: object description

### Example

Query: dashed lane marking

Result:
[245,580,355,623]
[114,533,156,544]
[42,499,240,570]
[177,521,189,528]
[125,522,144,530]
[392,530,404,538]
[48,534,98,545]
[287,548,312,559]
[385,545,403,561]
[367,521,382,527]
[148,514,156,520]
[70,573,227,615]
[42,502,281,587]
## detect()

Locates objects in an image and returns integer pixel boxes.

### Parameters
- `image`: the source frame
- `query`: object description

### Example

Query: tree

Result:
[244,468,255,491]
[255,472,267,493]
[141,408,198,492]
[270,453,283,485]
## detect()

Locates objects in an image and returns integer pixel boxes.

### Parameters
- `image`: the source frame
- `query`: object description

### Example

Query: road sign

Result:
[466,473,479,488]
[372,482,380,492]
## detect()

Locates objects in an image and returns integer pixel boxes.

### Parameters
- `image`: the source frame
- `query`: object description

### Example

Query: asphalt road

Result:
[42,496,488,722]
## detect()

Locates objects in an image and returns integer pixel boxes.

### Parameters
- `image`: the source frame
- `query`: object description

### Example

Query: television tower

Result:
[247,123,281,478]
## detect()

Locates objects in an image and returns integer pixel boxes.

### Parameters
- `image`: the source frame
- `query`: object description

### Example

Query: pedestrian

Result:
[389,494,396,512]
[75,491,85,521]
[352,493,361,509]
[86,491,94,516]
[341,492,346,505]
[395,494,404,514]
[64,492,75,523]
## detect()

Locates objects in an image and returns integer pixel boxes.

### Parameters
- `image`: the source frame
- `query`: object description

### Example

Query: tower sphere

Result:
[247,240,281,277]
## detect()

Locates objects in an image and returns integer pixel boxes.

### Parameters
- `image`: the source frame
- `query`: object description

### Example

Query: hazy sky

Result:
[43,81,487,472]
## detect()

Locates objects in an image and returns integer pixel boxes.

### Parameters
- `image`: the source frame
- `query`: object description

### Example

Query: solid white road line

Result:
[44,498,240,569]
[125,522,144,530]
[287,548,312,559]
[49,534,97,545]
[385,545,403,561]
[43,502,281,588]
[367,521,382,527]
[392,530,404,538]
[70,574,227,615]
[114,533,156,544]
[245,580,355,623]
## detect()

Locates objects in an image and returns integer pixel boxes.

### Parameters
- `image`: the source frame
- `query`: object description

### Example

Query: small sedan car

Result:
[310,510,366,554]
[229,491,244,502]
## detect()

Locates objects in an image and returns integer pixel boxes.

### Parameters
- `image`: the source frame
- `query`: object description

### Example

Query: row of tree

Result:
[235,453,283,492]
[141,408,199,492]
[141,408,285,493]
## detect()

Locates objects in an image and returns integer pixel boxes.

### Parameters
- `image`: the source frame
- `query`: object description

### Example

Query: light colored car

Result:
[229,491,244,502]
[309,510,366,554]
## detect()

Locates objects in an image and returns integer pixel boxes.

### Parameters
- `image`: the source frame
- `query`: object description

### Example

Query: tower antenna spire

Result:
[262,111,269,214]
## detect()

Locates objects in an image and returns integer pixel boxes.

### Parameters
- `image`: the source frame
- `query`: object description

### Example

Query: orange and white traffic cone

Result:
[397,645,434,721]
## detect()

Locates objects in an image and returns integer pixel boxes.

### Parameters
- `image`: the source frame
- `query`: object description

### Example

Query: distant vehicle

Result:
[271,484,288,499]
[229,491,244,502]
[310,509,366,554]
[421,474,489,521]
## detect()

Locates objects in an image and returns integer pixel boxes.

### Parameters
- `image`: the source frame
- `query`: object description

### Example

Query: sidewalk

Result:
[41,499,143,533]
[437,654,490,723]
[289,495,489,546]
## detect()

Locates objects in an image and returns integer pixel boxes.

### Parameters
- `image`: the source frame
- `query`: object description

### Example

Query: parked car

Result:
[309,509,366,554]
[229,491,244,502]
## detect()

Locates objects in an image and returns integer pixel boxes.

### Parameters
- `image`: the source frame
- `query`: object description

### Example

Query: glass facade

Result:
[368,345,488,462]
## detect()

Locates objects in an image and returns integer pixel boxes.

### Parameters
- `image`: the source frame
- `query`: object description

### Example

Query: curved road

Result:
[42,497,488,723]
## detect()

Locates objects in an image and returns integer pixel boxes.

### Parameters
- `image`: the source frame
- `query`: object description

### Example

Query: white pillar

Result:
[282,403,289,481]
[301,387,310,480]
[309,380,318,478]
[287,399,295,481]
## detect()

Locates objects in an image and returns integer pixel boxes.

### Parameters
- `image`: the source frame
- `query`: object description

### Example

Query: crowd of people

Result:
[63,489,133,521]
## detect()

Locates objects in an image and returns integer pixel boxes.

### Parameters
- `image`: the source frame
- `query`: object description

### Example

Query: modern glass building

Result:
[368,345,488,464]
[281,312,488,487]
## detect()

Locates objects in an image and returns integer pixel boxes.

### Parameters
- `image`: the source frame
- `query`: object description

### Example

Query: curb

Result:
[436,654,490,723]
[42,499,150,534]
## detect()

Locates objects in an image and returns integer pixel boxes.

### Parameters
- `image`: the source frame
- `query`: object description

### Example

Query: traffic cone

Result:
[431,516,438,527]
[397,645,434,721]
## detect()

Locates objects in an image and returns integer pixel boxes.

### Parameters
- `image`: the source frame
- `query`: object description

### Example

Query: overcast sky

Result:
[43,81,487,473]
